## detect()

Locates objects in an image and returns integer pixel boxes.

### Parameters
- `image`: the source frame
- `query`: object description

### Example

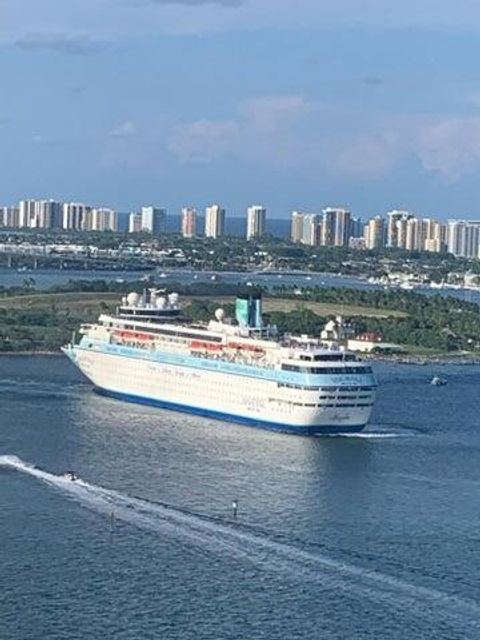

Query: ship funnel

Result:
[235,293,262,328]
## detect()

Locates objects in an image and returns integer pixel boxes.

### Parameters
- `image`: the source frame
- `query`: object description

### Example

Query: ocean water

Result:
[1,355,480,639]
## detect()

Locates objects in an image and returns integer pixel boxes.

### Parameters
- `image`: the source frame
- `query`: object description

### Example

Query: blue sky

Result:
[2,0,480,220]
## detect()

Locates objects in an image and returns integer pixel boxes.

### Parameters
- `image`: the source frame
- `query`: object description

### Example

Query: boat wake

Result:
[1,454,479,629]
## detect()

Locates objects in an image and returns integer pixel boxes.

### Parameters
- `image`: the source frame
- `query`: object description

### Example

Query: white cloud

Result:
[415,117,480,179]
[168,118,239,162]
[109,121,138,138]
[240,95,310,135]
[168,94,311,164]
[335,116,480,180]
[15,32,105,54]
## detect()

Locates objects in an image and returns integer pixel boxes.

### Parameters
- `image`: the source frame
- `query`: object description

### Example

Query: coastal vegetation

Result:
[0,278,479,355]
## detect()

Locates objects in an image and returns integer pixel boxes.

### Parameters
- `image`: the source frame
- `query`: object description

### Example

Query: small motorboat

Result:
[430,376,447,386]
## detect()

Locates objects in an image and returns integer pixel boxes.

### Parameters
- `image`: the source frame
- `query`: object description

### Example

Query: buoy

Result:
[232,499,238,519]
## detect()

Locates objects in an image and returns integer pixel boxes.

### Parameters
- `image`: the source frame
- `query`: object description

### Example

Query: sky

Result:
[2,0,480,220]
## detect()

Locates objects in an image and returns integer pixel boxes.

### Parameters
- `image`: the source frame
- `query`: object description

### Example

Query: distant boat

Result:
[159,273,167,279]
[431,376,447,386]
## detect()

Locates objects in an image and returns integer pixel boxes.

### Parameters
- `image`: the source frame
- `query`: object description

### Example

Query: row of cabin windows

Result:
[298,354,357,362]
[107,322,223,343]
[270,398,373,408]
[282,364,373,375]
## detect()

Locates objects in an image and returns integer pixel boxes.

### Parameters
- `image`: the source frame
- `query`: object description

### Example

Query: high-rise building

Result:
[302,214,322,246]
[1,207,19,228]
[19,200,36,228]
[31,200,62,229]
[363,216,385,250]
[181,207,197,238]
[386,210,413,248]
[205,205,225,239]
[350,217,364,238]
[291,211,305,243]
[405,218,423,251]
[141,206,166,235]
[128,212,142,233]
[320,208,351,247]
[321,208,337,246]
[447,220,480,258]
[62,203,89,230]
[91,208,118,232]
[246,205,266,240]
[423,219,446,253]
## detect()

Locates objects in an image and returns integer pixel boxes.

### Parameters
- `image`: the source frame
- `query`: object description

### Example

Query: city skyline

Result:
[2,3,480,216]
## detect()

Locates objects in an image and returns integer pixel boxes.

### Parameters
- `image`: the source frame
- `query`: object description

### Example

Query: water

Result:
[1,356,480,638]
[3,267,480,309]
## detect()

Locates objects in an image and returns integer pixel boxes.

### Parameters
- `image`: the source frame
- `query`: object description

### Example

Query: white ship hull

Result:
[65,345,375,435]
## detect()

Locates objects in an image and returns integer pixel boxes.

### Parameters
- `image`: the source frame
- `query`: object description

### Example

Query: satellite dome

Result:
[156,296,166,309]
[168,292,179,306]
[215,308,225,322]
[127,292,140,307]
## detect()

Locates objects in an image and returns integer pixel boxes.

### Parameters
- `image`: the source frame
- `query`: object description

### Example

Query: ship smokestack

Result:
[235,293,262,328]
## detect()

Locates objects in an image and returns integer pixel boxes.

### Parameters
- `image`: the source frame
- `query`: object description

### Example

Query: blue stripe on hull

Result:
[94,387,367,436]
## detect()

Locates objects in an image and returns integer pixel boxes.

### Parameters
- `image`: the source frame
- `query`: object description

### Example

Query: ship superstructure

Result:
[63,290,377,435]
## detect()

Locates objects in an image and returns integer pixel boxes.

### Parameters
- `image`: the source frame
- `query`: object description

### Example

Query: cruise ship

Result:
[63,291,377,435]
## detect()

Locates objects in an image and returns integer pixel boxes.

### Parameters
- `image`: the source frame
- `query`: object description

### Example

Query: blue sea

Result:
[1,355,480,639]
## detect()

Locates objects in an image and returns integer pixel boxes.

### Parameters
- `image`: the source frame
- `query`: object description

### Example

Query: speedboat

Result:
[431,376,447,386]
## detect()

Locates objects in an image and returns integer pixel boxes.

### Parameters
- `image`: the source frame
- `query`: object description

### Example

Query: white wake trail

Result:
[1,455,479,630]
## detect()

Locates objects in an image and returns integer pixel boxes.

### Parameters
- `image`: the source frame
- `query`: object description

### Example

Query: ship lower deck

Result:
[94,386,367,435]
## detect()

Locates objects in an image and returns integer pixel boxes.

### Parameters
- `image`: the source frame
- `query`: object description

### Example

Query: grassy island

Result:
[0,279,479,357]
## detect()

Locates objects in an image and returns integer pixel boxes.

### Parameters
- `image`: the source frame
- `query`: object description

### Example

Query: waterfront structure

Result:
[205,205,225,239]
[128,212,142,233]
[64,291,377,435]
[246,205,267,240]
[141,206,166,235]
[181,207,197,238]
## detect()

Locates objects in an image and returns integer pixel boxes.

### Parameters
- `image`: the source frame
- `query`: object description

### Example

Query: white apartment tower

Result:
[91,208,118,232]
[62,203,89,230]
[205,205,225,239]
[246,205,266,240]
[32,200,62,229]
[291,211,305,243]
[141,206,166,235]
[19,200,36,228]
[128,212,142,233]
[181,208,197,238]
